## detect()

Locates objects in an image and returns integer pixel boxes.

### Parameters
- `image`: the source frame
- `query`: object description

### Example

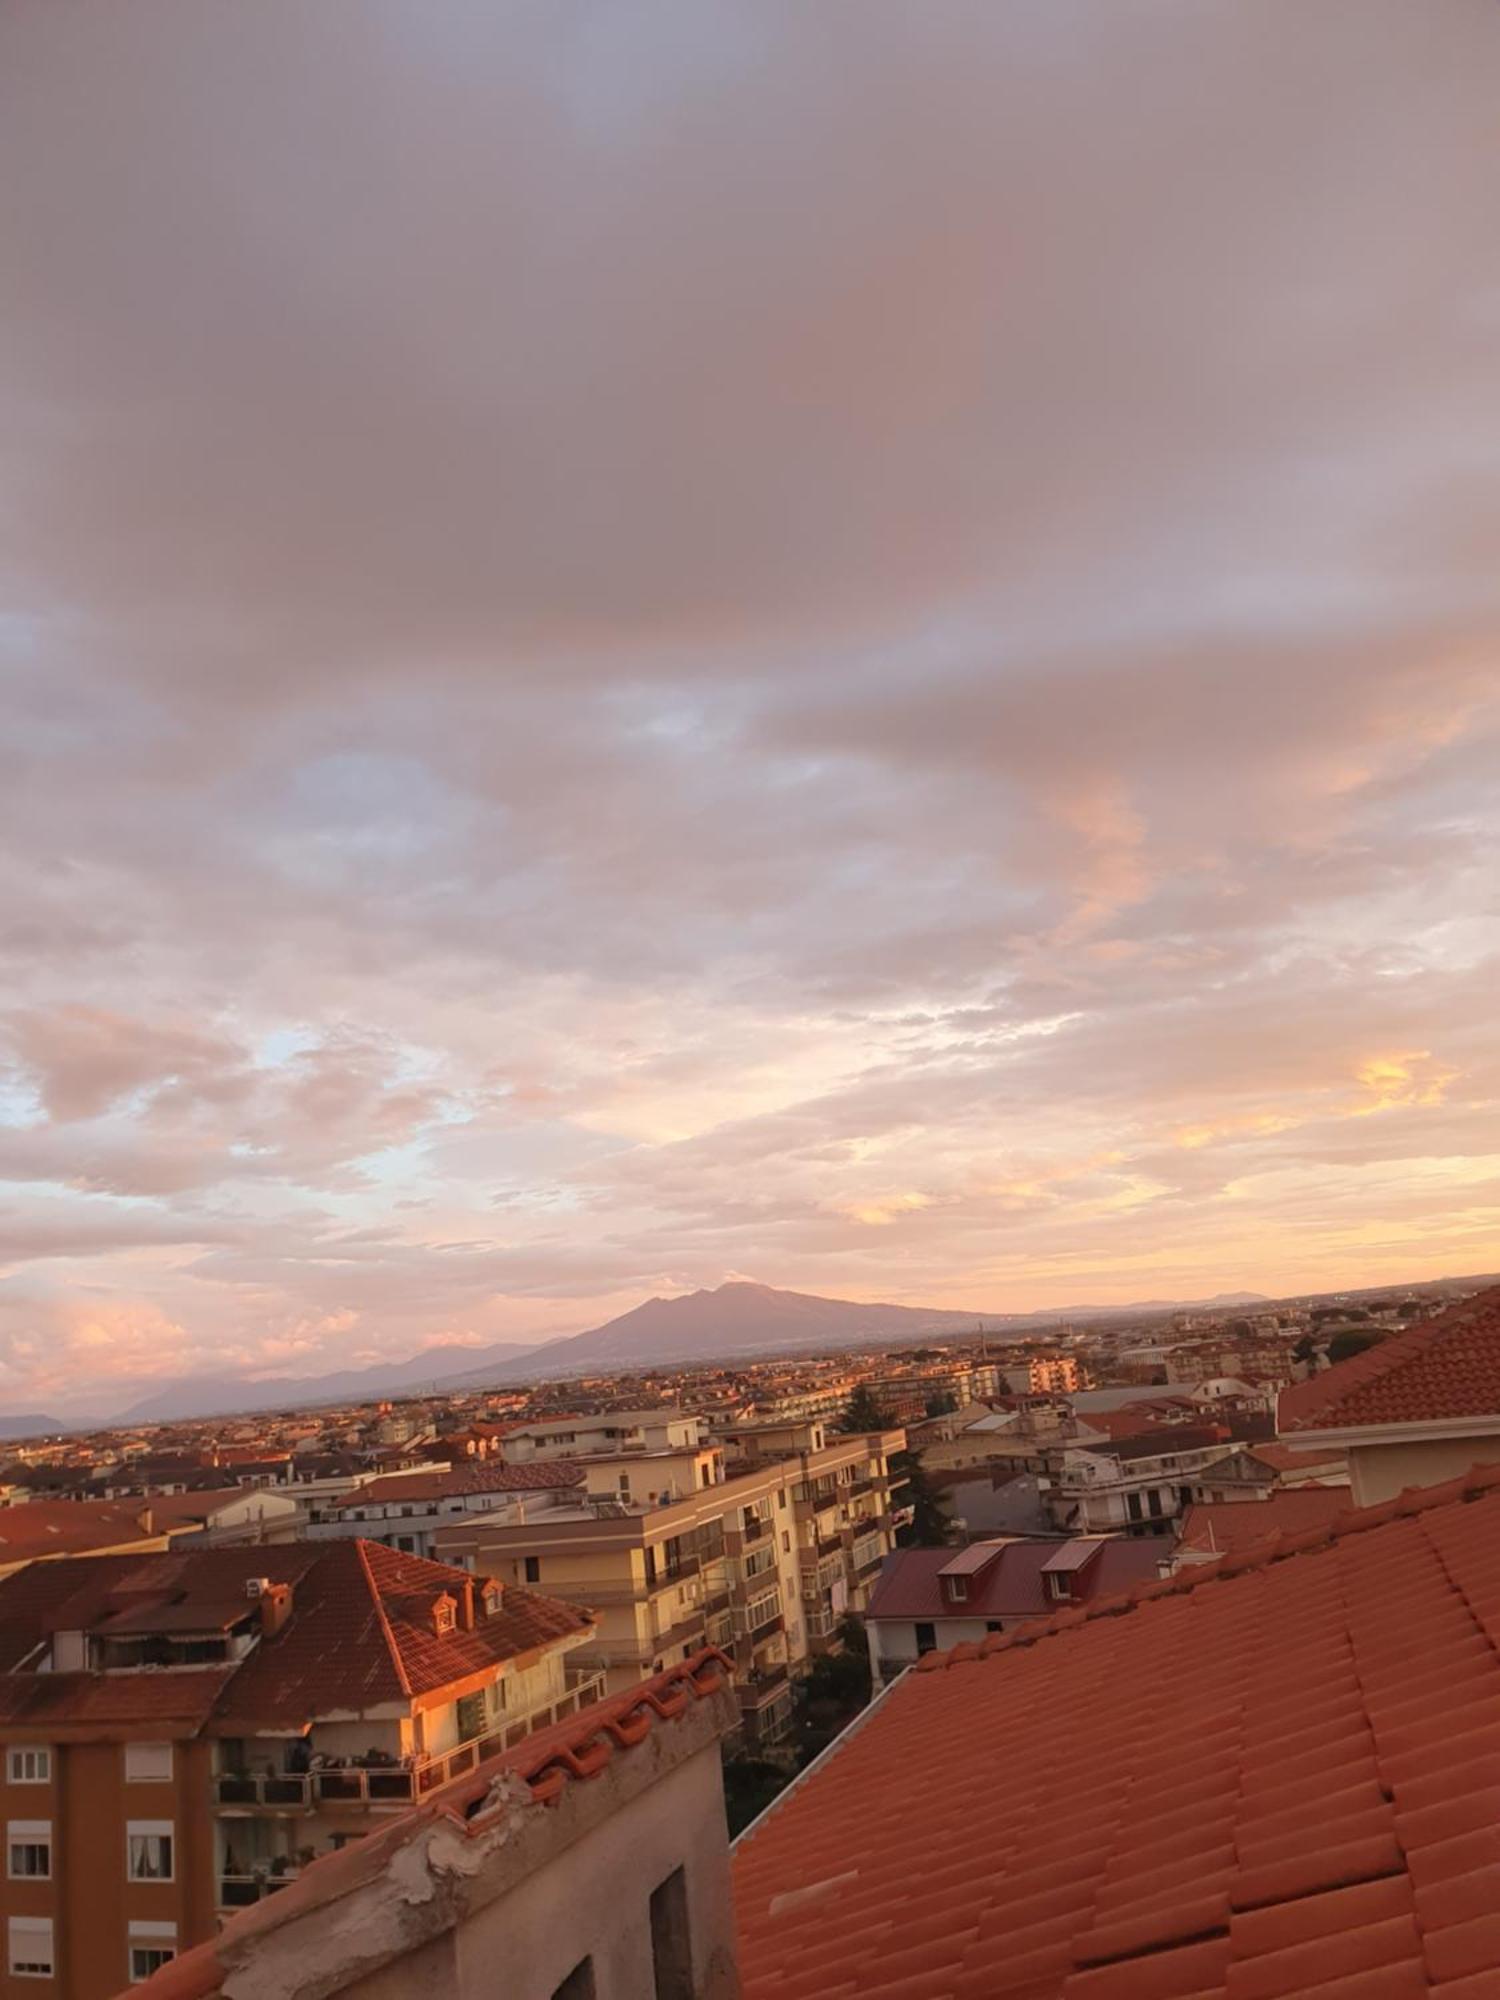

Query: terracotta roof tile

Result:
[1279,1283,1500,1432]
[0,1540,593,1735]
[735,1464,1500,2000]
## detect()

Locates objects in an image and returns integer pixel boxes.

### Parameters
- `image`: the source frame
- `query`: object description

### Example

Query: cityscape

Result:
[4,1,1499,1998]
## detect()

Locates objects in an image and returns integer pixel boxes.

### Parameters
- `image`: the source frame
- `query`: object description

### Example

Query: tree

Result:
[839,1383,895,1433]
[1327,1327,1384,1365]
[891,1445,954,1547]
[924,1390,958,1418]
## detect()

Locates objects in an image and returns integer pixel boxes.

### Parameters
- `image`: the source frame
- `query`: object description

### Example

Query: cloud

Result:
[0,0,1497,1407]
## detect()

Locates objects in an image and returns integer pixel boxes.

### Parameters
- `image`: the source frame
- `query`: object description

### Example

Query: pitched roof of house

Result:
[1174,1487,1351,1560]
[865,1538,1161,1624]
[1279,1285,1500,1434]
[1076,1423,1228,1462]
[734,1461,1500,2000]
[0,1499,161,1564]
[132,1650,734,2000]
[1248,1442,1348,1476]
[0,1540,593,1734]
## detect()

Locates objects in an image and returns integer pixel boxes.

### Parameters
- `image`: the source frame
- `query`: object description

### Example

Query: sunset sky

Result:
[2,1,1498,1412]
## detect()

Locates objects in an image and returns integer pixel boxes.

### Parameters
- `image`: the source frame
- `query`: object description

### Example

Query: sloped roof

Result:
[1279,1285,1500,1434]
[0,1540,593,1732]
[865,1538,1160,1624]
[0,1500,160,1563]
[1175,1487,1350,1559]
[734,1462,1500,1999]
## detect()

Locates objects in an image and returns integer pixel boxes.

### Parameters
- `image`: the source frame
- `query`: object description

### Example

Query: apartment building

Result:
[437,1418,905,1749]
[0,1542,599,2000]
[1043,1424,1237,1536]
[1000,1354,1081,1396]
[304,1462,592,1558]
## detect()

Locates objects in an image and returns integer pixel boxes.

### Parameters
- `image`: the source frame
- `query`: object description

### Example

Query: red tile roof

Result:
[734,1461,1500,1999]
[1174,1488,1351,1560]
[1279,1286,1500,1434]
[127,1650,733,2000]
[0,1499,162,1563]
[866,1538,1161,1624]
[0,1668,232,1734]
[1247,1442,1348,1476]
[0,1540,593,1733]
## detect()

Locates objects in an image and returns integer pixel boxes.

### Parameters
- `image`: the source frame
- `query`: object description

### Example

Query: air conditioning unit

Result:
[245,1577,271,1600]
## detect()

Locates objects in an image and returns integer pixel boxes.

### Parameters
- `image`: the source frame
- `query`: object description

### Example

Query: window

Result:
[8,1917,53,1978]
[946,1576,969,1602]
[7,1823,50,1879]
[781,1531,790,1553]
[127,1822,174,1881]
[914,1621,937,1655]
[777,1489,786,1509]
[6,1748,50,1786]
[434,1599,455,1635]
[524,1556,541,1584]
[551,1958,596,2000]
[649,1865,693,2000]
[125,1742,173,1783]
[128,1924,177,1983]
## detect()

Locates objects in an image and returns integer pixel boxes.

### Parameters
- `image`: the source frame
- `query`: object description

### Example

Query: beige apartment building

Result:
[437,1415,905,1749]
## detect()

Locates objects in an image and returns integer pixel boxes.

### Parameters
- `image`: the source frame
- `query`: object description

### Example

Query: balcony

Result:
[740,1514,769,1543]
[219,1872,294,1908]
[213,1667,608,1810]
[738,1663,789,1707]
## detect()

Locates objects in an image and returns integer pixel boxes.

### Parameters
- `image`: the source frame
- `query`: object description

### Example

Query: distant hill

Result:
[106,1338,553,1425]
[437,1282,1012,1385]
[0,1414,69,1442]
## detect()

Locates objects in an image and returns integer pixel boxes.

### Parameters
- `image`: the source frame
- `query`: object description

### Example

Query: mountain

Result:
[106,1339,554,1425]
[0,1414,69,1441]
[436,1282,1013,1384]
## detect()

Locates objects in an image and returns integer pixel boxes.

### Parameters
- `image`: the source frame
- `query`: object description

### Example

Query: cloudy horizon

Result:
[2,0,1498,1413]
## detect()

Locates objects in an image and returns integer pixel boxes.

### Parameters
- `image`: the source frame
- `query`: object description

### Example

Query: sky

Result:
[1,0,1498,1414]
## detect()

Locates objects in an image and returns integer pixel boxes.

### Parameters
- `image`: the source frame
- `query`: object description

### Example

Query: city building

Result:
[1279,1282,1500,1503]
[863,1535,1160,1680]
[306,1463,590,1558]
[1043,1424,1237,1536]
[733,1460,1500,1998]
[0,1542,599,1999]
[129,1652,739,2000]
[436,1421,905,1748]
[1000,1355,1081,1396]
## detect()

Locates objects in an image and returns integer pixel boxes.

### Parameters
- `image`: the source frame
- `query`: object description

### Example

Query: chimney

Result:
[459,1579,475,1631]
[257,1582,294,1639]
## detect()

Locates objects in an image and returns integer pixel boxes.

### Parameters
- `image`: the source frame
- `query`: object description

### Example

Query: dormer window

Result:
[946,1576,969,1603]
[482,1584,501,1618]
[433,1596,456,1636]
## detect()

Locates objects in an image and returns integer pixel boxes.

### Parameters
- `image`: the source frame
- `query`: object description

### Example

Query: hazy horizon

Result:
[2,0,1498,1409]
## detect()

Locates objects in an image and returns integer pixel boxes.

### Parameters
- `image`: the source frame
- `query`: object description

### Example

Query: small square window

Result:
[127,1823,174,1882]
[8,1916,53,1978]
[128,1924,178,1984]
[7,1823,51,1880]
[125,1742,173,1783]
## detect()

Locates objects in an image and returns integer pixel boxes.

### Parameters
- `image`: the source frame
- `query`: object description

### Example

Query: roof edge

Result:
[912,1459,1500,1673]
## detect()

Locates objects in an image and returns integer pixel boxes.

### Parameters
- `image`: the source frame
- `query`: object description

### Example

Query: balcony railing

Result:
[219,1873,294,1908]
[213,1667,608,1810]
[738,1664,790,1707]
